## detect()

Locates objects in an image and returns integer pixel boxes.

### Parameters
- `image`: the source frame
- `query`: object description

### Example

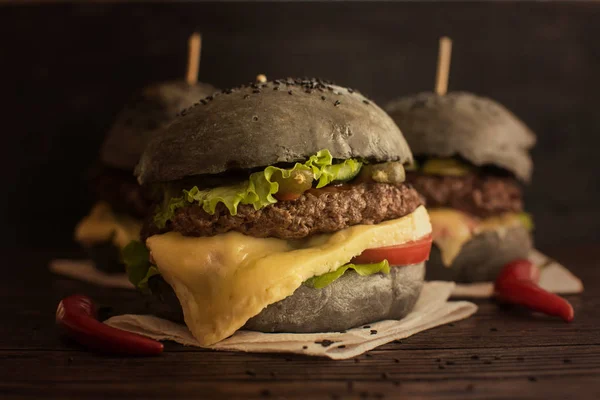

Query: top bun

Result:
[385,92,536,182]
[136,78,413,184]
[100,81,217,171]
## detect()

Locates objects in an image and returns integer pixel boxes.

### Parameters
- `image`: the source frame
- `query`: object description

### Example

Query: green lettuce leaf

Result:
[154,149,363,228]
[153,196,188,232]
[315,159,363,188]
[305,260,390,289]
[122,240,158,293]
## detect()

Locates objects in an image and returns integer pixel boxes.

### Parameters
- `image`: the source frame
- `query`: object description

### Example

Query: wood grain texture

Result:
[0,2,599,250]
[0,245,599,399]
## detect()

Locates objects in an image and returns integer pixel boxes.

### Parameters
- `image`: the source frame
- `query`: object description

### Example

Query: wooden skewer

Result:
[186,33,202,85]
[435,36,452,96]
[256,74,267,83]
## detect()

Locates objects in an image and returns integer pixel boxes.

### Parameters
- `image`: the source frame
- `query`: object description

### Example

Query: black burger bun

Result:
[245,263,424,333]
[425,225,533,283]
[101,81,217,171]
[385,92,536,182]
[136,78,413,184]
[147,263,425,333]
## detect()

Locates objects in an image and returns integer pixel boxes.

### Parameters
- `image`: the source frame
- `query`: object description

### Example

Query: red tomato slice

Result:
[352,234,433,265]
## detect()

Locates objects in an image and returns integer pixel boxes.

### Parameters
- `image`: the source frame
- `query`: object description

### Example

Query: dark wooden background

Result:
[1,2,599,251]
[2,242,600,399]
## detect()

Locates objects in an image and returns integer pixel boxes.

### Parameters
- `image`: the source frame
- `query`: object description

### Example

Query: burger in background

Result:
[125,78,433,345]
[74,80,217,273]
[386,91,535,282]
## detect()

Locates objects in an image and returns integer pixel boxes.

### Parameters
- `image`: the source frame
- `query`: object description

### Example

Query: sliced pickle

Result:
[357,161,406,184]
[272,169,314,200]
[421,158,472,177]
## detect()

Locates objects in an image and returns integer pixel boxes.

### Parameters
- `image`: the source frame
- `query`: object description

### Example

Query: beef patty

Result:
[406,172,522,218]
[142,182,424,241]
[90,165,154,218]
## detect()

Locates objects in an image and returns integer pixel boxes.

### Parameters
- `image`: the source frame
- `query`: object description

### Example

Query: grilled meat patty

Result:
[406,172,522,218]
[142,182,424,241]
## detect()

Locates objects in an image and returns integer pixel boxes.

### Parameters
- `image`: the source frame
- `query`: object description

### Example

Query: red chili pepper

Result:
[56,294,164,356]
[496,259,541,284]
[494,259,574,323]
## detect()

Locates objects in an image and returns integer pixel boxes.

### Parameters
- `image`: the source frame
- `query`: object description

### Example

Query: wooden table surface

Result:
[1,244,599,399]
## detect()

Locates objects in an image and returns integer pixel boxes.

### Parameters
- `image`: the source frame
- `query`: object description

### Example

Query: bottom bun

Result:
[245,263,425,333]
[425,225,532,283]
[148,262,425,333]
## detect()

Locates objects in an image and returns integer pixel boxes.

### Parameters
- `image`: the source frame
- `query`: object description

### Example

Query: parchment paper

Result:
[105,281,477,360]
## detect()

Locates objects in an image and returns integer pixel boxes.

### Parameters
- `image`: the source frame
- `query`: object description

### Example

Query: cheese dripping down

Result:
[147,205,432,345]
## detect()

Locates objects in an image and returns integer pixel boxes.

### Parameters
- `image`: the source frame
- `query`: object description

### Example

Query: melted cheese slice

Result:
[75,202,142,249]
[429,208,525,267]
[146,205,431,346]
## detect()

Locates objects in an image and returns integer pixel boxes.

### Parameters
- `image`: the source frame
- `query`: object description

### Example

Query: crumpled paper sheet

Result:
[105,281,476,360]
[50,249,584,299]
[451,250,584,298]
[49,259,133,289]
